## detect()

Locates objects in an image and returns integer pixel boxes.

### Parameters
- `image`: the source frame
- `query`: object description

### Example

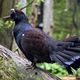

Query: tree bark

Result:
[0,45,61,80]
[43,0,54,36]
[0,0,15,17]
[0,27,13,49]
[0,0,15,49]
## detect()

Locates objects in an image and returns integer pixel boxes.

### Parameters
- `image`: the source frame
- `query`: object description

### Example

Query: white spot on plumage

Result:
[22,34,24,36]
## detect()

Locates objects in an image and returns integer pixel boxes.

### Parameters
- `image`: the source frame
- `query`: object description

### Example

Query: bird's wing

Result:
[20,29,50,58]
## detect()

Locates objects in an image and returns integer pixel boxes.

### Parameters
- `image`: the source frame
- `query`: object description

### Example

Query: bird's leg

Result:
[26,62,35,70]
[66,66,73,74]
[32,62,36,67]
[31,55,38,68]
[26,57,37,70]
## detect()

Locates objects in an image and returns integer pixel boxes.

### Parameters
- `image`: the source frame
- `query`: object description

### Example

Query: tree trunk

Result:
[0,45,60,80]
[0,0,15,17]
[0,0,15,49]
[43,0,54,36]
[0,27,13,49]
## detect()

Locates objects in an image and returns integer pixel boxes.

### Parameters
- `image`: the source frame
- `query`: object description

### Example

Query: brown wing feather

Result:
[20,29,51,62]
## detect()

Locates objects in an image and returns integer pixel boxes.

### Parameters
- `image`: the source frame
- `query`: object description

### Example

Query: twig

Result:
[20,0,35,10]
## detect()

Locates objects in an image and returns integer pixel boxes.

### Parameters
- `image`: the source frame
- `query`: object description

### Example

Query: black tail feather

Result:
[66,47,80,52]
[50,49,80,74]
[58,51,72,61]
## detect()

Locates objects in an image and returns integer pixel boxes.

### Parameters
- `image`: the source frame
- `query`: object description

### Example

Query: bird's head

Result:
[10,9,28,23]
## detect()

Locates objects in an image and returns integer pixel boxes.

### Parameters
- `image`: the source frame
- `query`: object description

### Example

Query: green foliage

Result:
[0,19,13,30]
[38,63,68,76]
[77,68,80,76]
[0,20,4,30]
[15,2,22,9]
[38,63,80,77]
[4,21,13,28]
[53,0,79,39]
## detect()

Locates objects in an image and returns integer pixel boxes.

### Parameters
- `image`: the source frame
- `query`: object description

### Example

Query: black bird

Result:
[10,9,80,74]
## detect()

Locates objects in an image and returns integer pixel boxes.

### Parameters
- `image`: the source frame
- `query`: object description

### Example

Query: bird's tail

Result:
[50,36,80,73]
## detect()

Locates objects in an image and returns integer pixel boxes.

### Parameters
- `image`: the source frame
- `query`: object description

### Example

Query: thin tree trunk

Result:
[43,0,54,36]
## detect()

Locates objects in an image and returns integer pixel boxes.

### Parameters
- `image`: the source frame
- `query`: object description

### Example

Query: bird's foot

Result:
[26,63,36,70]
[26,64,34,70]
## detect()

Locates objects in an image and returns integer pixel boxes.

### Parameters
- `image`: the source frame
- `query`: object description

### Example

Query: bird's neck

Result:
[13,21,32,38]
[15,19,27,25]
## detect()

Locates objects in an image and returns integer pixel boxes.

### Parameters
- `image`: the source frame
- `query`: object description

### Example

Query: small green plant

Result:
[38,63,68,76]
[38,63,80,77]
[0,19,13,31]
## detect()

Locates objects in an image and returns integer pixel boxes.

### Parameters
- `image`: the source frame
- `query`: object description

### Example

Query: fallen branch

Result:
[0,45,61,80]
